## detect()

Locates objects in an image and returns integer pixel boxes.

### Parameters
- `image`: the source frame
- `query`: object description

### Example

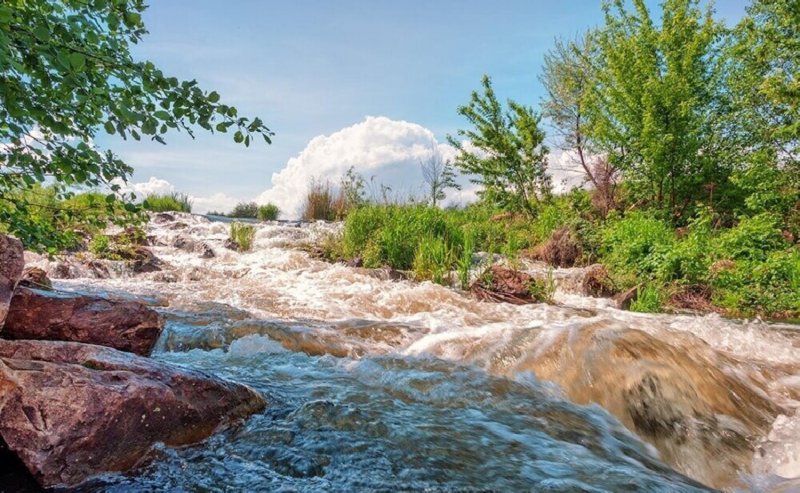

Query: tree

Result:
[0,0,272,250]
[420,153,460,206]
[230,201,259,218]
[541,32,618,214]
[586,0,726,221]
[257,203,280,221]
[448,75,551,215]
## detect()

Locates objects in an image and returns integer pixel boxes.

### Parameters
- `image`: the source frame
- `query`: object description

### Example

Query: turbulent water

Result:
[27,213,800,492]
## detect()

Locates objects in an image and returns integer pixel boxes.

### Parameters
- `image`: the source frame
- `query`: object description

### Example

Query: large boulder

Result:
[0,339,266,489]
[3,287,164,356]
[0,235,24,329]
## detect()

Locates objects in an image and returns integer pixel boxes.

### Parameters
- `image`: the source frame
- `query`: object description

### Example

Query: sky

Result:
[101,0,750,216]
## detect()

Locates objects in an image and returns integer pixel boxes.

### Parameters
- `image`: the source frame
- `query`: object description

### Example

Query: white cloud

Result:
[111,176,175,198]
[110,176,238,214]
[189,192,239,214]
[255,116,473,218]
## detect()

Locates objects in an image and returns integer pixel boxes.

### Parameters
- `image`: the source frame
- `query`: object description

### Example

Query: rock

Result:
[2,287,164,356]
[130,246,163,273]
[17,267,52,291]
[354,267,410,282]
[470,265,540,304]
[111,227,147,247]
[530,227,580,267]
[153,212,175,223]
[0,235,24,328]
[224,238,241,252]
[172,234,195,251]
[614,286,639,310]
[581,264,614,297]
[0,339,266,488]
[195,242,215,259]
[345,257,363,268]
[153,271,179,283]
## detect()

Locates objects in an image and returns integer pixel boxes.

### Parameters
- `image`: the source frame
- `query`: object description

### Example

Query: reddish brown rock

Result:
[0,235,24,329]
[581,264,615,297]
[3,287,163,356]
[531,227,581,267]
[470,265,540,304]
[614,286,639,310]
[18,267,52,291]
[0,339,266,488]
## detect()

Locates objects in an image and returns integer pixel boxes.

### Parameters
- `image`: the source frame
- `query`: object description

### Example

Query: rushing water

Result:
[27,213,800,492]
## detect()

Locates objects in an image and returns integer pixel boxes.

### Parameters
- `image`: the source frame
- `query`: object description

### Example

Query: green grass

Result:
[257,203,280,221]
[142,192,192,213]
[230,222,256,251]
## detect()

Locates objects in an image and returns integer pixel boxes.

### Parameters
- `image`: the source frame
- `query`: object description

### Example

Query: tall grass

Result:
[302,180,348,221]
[412,235,453,285]
[142,192,192,213]
[457,230,475,289]
[230,222,256,251]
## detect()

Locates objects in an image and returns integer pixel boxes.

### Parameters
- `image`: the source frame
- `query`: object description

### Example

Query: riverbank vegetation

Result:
[142,193,193,213]
[313,0,799,320]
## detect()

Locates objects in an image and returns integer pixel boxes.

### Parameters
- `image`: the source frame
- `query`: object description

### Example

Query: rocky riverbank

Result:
[0,233,266,489]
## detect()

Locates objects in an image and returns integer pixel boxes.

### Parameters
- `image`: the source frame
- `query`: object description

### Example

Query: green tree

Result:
[420,153,460,206]
[727,0,799,224]
[586,0,727,221]
[0,0,272,250]
[448,75,551,216]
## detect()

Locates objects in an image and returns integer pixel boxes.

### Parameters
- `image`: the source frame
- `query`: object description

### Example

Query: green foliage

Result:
[0,0,271,251]
[587,0,727,220]
[257,203,280,221]
[142,192,192,213]
[412,235,453,285]
[229,201,259,218]
[456,229,475,290]
[528,269,556,304]
[718,213,787,262]
[229,222,255,252]
[630,285,664,313]
[710,250,800,318]
[448,75,551,215]
[600,212,675,280]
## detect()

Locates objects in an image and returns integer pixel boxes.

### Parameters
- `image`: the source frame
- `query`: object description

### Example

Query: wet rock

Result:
[172,234,195,251]
[111,227,147,247]
[470,265,541,304]
[153,271,179,283]
[195,242,215,259]
[354,267,410,282]
[0,235,24,328]
[3,287,164,356]
[224,238,242,252]
[18,267,52,291]
[0,339,266,489]
[531,227,581,267]
[129,246,164,273]
[345,257,363,268]
[168,222,189,230]
[581,264,614,297]
[153,212,175,223]
[614,286,638,310]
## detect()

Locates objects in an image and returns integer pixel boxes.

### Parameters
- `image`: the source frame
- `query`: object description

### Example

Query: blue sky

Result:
[104,1,749,214]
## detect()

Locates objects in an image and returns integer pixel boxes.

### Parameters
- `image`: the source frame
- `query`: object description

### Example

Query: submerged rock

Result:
[0,339,266,489]
[0,235,24,328]
[3,287,164,356]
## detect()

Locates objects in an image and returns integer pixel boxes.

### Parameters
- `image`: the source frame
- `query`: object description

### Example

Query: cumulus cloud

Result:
[117,117,598,218]
[255,116,471,218]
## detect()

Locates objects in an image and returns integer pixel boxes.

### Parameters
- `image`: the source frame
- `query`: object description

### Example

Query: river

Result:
[29,213,799,492]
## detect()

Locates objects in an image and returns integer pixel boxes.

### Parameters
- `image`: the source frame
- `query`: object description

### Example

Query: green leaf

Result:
[69,53,86,71]
[234,131,244,143]
[208,91,220,103]
[104,121,115,135]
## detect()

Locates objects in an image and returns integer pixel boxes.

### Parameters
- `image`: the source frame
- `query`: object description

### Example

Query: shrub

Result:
[342,205,461,270]
[302,180,341,221]
[600,212,674,279]
[142,192,192,213]
[457,230,475,289]
[230,222,256,251]
[710,249,800,318]
[412,235,453,284]
[229,201,259,219]
[630,284,664,313]
[717,213,787,262]
[257,203,280,221]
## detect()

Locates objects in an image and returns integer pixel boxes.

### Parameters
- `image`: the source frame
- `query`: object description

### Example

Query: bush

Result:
[412,235,453,284]
[257,203,280,221]
[342,204,462,270]
[630,284,664,313]
[230,222,256,251]
[600,212,674,279]
[710,249,800,318]
[142,192,192,213]
[229,201,259,219]
[717,213,787,262]
[302,180,345,221]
